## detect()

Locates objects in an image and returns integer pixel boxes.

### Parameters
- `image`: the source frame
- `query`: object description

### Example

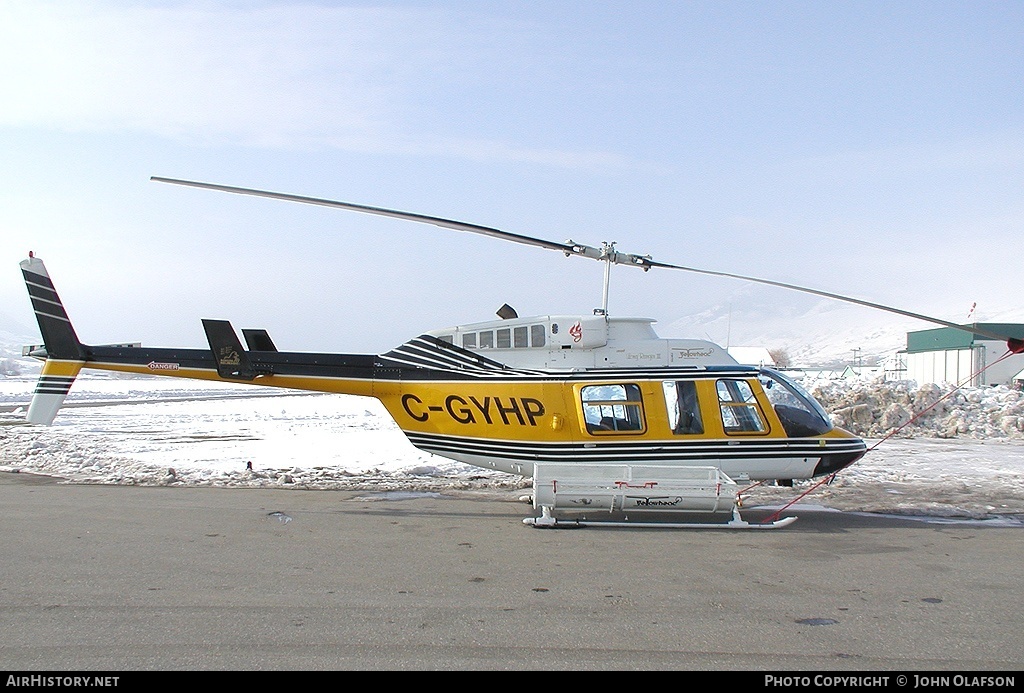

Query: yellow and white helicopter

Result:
[19,178,1024,529]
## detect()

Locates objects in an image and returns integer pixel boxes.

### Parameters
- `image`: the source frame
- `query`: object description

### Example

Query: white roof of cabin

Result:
[726,346,775,367]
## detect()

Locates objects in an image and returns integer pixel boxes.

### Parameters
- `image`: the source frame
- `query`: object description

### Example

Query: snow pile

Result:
[810,377,1024,440]
[5,430,524,494]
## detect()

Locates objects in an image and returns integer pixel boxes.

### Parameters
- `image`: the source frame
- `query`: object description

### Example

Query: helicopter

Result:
[19,177,1024,529]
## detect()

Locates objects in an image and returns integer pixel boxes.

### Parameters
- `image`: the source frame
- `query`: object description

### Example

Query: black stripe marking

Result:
[403,431,866,463]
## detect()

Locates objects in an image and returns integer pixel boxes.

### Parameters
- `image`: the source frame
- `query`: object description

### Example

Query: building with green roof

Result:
[904,324,1024,387]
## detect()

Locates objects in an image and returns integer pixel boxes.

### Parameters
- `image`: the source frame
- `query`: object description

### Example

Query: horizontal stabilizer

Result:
[242,329,278,352]
[202,319,257,380]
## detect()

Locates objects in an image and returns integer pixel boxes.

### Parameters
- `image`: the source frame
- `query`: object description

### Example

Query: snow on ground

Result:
[0,376,521,492]
[2,373,1024,523]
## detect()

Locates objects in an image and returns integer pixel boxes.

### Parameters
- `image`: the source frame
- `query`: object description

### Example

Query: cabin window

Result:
[758,368,832,436]
[662,380,704,435]
[462,333,477,349]
[479,331,494,348]
[581,383,646,435]
[514,326,529,348]
[531,324,546,347]
[716,379,768,434]
[439,335,454,344]
[497,328,511,349]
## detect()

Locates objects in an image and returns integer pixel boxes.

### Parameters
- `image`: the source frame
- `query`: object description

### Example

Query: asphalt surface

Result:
[1,471,1022,672]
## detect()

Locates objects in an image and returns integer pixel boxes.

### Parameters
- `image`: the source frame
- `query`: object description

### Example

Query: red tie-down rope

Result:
[760,345,1021,525]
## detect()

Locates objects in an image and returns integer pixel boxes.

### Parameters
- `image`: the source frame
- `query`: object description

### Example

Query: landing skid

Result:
[523,506,798,530]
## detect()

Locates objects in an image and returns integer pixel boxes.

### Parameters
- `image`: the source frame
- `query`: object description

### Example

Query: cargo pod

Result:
[524,462,797,529]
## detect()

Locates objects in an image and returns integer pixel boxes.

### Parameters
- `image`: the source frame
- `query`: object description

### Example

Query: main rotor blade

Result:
[151,177,578,255]
[647,259,1012,342]
[152,176,1017,345]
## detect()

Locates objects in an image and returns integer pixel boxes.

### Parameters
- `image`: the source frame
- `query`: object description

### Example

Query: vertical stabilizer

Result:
[20,254,84,360]
[20,254,86,424]
[27,359,84,424]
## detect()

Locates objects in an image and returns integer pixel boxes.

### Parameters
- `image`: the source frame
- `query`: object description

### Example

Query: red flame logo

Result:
[569,321,583,342]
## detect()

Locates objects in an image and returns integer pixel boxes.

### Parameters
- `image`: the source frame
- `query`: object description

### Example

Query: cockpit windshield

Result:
[758,368,833,437]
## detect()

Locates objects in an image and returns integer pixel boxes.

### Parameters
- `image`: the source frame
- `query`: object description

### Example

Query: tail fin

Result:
[20,254,86,424]
[28,359,85,425]
[20,254,84,360]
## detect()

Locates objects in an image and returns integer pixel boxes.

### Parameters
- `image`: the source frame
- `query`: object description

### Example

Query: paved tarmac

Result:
[1,470,1022,672]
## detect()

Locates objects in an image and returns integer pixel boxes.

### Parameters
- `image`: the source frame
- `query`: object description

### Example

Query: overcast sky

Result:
[1,0,1022,354]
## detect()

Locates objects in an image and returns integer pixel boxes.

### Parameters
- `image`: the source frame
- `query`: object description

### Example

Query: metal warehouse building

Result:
[904,323,1024,388]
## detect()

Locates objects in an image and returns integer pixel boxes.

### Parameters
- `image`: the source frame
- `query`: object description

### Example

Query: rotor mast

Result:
[597,242,615,317]
[558,238,652,318]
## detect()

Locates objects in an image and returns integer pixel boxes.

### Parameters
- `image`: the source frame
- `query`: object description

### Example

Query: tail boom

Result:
[17,254,386,424]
